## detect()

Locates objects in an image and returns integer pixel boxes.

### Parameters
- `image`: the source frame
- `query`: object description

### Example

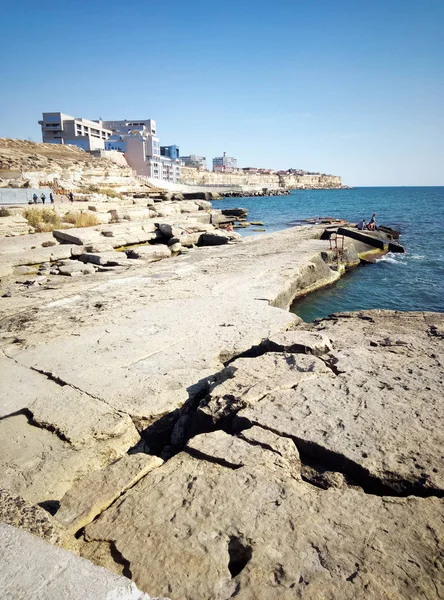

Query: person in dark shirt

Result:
[357,219,367,230]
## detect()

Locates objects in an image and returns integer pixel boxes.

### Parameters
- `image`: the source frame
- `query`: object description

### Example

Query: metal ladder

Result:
[329,232,345,262]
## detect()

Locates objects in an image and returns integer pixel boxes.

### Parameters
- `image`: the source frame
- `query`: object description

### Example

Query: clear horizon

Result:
[1,0,443,187]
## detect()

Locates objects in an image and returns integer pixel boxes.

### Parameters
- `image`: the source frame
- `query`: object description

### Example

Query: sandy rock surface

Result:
[1,214,443,599]
[78,311,444,599]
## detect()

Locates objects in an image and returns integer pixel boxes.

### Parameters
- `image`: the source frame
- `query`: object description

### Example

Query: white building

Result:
[180,155,208,170]
[212,152,237,172]
[39,113,112,151]
[104,119,181,183]
[39,112,181,183]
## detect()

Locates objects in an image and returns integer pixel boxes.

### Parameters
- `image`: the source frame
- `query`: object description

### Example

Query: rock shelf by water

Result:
[0,212,442,598]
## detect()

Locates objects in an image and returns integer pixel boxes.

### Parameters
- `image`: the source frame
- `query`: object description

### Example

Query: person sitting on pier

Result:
[357,218,367,230]
[368,213,377,231]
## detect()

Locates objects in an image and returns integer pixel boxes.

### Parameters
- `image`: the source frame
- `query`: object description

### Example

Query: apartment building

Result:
[212,152,237,172]
[104,125,181,183]
[180,155,207,170]
[39,112,181,182]
[100,119,157,137]
[39,113,112,150]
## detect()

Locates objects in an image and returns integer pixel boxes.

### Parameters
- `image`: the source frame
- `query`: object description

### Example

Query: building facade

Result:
[180,155,207,170]
[40,112,181,182]
[212,152,237,172]
[39,113,112,151]
[161,145,179,160]
[105,130,181,183]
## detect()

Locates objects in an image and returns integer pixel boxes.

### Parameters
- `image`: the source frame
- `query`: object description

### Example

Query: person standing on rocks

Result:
[41,193,46,205]
[32,193,38,204]
[50,192,54,204]
[69,192,74,203]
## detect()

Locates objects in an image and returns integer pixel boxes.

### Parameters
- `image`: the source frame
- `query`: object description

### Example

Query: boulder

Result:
[58,261,95,276]
[14,265,38,275]
[79,251,128,266]
[222,208,248,218]
[197,230,242,246]
[258,330,333,356]
[182,192,211,201]
[128,245,171,262]
[0,215,34,237]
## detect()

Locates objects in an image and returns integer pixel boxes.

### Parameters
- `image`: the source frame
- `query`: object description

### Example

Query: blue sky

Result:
[1,0,443,185]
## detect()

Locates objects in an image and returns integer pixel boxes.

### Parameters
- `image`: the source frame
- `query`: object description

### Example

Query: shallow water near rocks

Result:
[216,187,444,321]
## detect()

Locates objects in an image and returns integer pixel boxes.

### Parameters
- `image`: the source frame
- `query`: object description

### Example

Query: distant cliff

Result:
[181,167,344,189]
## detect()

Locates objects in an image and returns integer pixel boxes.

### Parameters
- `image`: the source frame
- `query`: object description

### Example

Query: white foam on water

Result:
[376,253,401,265]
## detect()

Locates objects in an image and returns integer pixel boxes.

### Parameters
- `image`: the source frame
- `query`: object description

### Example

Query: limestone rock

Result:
[82,449,444,600]
[195,352,330,429]
[197,230,242,246]
[0,214,34,237]
[0,488,64,544]
[58,261,95,275]
[0,523,166,600]
[259,330,333,356]
[14,264,38,275]
[29,386,138,450]
[0,412,139,504]
[128,245,171,262]
[231,312,444,496]
[56,454,163,532]
[186,430,300,480]
[221,208,248,218]
[79,251,129,266]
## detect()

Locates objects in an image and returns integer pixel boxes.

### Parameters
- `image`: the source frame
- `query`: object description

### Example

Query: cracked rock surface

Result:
[78,310,444,599]
[0,226,338,504]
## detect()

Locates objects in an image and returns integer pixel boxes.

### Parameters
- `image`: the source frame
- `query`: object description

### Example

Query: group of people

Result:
[357,213,377,231]
[31,191,74,204]
[32,192,54,205]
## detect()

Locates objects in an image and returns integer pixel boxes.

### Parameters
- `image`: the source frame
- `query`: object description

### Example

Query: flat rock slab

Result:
[56,453,163,532]
[203,311,444,496]
[82,443,444,600]
[0,411,139,504]
[129,245,171,261]
[0,227,357,504]
[0,523,166,600]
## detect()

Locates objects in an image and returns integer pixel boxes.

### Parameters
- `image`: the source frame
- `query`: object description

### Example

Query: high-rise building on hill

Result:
[38,113,112,151]
[39,113,181,183]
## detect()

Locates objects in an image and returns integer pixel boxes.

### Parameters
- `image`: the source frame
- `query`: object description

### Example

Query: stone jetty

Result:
[0,194,443,598]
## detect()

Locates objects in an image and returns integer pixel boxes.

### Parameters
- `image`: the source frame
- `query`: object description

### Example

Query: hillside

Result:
[0,139,154,192]
[0,139,126,172]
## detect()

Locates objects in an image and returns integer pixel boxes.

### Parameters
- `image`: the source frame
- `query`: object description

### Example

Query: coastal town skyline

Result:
[1,0,443,187]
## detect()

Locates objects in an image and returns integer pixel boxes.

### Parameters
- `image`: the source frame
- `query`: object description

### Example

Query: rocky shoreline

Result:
[0,193,443,599]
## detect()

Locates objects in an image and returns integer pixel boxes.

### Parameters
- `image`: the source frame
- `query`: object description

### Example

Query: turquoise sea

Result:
[216,187,444,322]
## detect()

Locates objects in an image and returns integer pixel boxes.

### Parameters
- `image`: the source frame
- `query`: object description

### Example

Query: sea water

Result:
[215,187,444,321]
